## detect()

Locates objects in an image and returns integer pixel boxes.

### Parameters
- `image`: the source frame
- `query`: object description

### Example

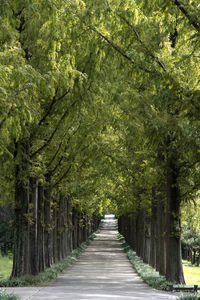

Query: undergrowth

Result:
[0,232,96,287]
[0,289,19,300]
[177,295,200,300]
[118,234,170,290]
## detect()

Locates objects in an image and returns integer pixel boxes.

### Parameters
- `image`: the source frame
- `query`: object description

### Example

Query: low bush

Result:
[118,234,170,290]
[0,289,19,300]
[177,295,200,300]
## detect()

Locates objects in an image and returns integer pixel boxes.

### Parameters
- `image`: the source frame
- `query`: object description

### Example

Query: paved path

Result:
[4,215,178,299]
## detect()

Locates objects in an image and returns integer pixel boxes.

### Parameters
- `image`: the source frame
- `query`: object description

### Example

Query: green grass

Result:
[0,255,13,280]
[183,260,200,286]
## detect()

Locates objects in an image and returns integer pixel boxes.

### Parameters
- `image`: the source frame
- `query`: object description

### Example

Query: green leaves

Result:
[0,0,199,222]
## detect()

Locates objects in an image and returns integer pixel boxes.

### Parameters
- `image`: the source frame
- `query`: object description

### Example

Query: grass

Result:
[0,254,13,280]
[0,232,96,287]
[183,260,200,286]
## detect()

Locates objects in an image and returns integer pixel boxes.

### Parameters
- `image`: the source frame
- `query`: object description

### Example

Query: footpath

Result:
[4,214,178,299]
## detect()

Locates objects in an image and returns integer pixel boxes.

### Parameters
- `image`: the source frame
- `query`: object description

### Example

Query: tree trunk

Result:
[136,210,145,258]
[11,178,29,278]
[37,184,46,272]
[156,196,166,276]
[29,177,39,275]
[143,223,151,264]
[67,198,72,253]
[11,142,30,278]
[130,217,137,252]
[165,157,185,284]
[149,192,157,268]
[44,191,53,268]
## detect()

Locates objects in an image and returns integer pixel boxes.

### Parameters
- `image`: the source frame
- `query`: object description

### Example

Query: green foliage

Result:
[0,0,199,218]
[177,295,200,300]
[0,289,19,300]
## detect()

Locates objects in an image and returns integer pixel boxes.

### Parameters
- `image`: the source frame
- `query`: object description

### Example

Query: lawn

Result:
[0,255,13,280]
[183,260,200,286]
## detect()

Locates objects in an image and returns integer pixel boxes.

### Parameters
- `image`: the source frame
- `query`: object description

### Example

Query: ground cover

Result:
[177,295,200,300]
[0,289,19,300]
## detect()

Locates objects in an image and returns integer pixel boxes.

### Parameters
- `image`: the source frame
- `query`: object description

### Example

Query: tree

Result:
[0,0,199,283]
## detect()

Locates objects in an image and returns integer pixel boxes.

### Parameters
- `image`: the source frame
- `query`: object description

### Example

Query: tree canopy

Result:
[0,0,200,283]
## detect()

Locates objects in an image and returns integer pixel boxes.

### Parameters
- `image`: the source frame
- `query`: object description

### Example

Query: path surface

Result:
[4,215,178,299]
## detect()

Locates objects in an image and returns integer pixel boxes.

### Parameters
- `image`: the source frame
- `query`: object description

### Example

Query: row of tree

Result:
[0,0,200,283]
[88,0,200,284]
[0,0,109,277]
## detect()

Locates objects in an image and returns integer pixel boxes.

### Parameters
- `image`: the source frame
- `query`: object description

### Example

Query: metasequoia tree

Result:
[70,0,200,283]
[0,0,106,277]
[1,0,200,283]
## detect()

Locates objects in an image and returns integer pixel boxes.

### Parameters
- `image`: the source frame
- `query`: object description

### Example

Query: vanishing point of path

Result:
[4,215,178,299]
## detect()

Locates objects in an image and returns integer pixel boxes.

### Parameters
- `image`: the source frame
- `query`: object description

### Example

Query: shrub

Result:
[0,289,19,300]
[177,295,200,300]
[118,234,170,290]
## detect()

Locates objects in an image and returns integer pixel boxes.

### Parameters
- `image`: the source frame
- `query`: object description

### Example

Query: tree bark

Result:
[149,192,157,268]
[11,142,30,278]
[156,196,166,276]
[37,184,46,272]
[29,177,39,275]
[165,156,185,283]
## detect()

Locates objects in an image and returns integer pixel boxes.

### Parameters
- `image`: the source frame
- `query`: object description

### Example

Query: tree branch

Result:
[173,0,200,32]
[47,138,65,168]
[91,26,152,74]
[0,106,14,130]
[48,122,82,173]
[181,183,200,199]
[115,12,167,72]
[53,165,72,187]
[52,143,91,187]
[31,100,77,158]
[38,88,70,126]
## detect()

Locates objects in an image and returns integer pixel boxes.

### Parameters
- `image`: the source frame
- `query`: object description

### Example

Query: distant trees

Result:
[0,204,13,256]
[182,200,200,266]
